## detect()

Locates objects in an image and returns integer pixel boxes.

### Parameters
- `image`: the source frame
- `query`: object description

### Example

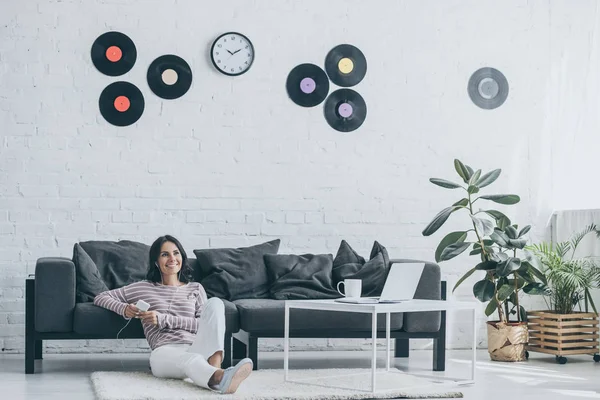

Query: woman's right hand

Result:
[124,304,140,319]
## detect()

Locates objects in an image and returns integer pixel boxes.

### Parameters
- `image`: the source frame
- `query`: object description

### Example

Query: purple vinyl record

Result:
[286,63,329,107]
[324,88,366,132]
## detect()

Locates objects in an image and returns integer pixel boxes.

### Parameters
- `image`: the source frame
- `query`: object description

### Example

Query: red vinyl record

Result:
[99,81,144,127]
[91,31,137,76]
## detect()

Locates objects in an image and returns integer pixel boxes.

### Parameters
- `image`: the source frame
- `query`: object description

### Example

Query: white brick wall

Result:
[0,0,594,354]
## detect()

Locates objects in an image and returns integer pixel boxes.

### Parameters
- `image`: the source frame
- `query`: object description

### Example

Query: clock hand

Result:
[232,48,241,55]
[226,49,234,55]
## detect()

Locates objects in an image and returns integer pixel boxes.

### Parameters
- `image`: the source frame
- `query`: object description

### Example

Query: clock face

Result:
[210,32,255,76]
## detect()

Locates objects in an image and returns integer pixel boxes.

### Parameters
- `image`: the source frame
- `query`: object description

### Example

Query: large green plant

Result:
[422,159,547,324]
[529,224,600,314]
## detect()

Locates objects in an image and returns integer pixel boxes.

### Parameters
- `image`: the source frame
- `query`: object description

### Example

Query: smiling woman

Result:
[93,235,253,394]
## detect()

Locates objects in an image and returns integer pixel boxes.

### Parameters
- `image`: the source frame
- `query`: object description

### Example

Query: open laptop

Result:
[334,262,425,304]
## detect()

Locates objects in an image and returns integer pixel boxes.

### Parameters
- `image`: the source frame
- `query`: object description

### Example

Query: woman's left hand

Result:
[138,311,159,326]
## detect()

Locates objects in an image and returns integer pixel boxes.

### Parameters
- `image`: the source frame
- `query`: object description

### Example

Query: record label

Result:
[325,44,367,87]
[286,63,329,107]
[147,55,192,100]
[91,31,137,76]
[99,81,144,127]
[324,88,366,132]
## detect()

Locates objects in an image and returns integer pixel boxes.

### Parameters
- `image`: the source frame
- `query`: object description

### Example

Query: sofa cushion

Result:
[332,240,390,297]
[194,239,280,301]
[77,240,150,290]
[74,300,240,336]
[264,253,339,300]
[233,299,403,332]
[72,244,109,303]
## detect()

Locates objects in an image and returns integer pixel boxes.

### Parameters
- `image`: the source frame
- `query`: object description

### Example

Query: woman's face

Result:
[157,241,183,276]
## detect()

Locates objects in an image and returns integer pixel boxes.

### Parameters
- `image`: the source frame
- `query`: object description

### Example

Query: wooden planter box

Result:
[526,311,600,364]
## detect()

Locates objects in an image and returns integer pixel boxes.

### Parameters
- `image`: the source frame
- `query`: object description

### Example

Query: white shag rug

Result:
[91,368,463,399]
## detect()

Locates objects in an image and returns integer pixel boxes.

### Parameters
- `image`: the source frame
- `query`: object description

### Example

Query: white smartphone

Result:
[135,300,150,312]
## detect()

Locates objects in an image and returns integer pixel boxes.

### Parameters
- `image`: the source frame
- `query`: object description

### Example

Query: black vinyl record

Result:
[286,63,330,107]
[99,81,145,127]
[147,55,192,100]
[325,44,367,87]
[91,31,137,76]
[468,67,509,110]
[323,89,367,132]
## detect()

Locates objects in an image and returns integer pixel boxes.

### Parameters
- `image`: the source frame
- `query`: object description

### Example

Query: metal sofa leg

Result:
[25,277,35,374]
[232,336,247,360]
[395,338,409,358]
[35,340,43,360]
[248,336,258,371]
[222,333,232,369]
[433,312,446,371]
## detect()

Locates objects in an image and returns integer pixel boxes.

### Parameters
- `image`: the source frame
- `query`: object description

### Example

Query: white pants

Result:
[149,297,226,389]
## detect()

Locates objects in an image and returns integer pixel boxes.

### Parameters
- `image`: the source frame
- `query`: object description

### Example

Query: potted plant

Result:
[527,225,600,364]
[422,159,547,362]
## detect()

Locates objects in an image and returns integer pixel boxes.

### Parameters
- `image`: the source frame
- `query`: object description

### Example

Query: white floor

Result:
[1,349,599,399]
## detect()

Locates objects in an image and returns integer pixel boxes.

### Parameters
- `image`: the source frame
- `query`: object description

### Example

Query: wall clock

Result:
[210,32,255,76]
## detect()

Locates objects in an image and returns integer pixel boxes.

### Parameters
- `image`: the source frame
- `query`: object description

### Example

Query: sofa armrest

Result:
[389,259,441,300]
[34,257,76,332]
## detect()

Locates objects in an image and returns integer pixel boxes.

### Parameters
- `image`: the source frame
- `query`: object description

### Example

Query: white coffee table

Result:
[283,299,478,393]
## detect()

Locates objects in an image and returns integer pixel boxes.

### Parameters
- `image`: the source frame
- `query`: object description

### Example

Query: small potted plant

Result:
[527,224,600,364]
[423,159,547,361]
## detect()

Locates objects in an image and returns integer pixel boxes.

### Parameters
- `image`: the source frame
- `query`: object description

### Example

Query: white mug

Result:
[337,279,362,298]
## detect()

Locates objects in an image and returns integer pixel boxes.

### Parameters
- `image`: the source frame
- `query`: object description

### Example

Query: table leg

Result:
[386,312,391,371]
[371,310,377,393]
[471,307,476,381]
[284,304,289,381]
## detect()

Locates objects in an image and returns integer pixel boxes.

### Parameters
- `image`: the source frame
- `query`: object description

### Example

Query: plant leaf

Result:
[497,284,515,302]
[469,248,482,256]
[467,185,480,194]
[523,283,550,295]
[454,159,471,184]
[496,257,522,277]
[429,178,463,189]
[475,260,498,270]
[485,298,499,316]
[453,198,469,207]
[476,169,501,188]
[518,225,531,238]
[508,238,527,249]
[478,194,520,205]
[469,169,482,185]
[422,206,461,237]
[473,279,495,302]
[452,266,478,293]
[505,226,518,239]
[435,231,468,262]
[490,230,510,247]
[470,215,495,236]
[440,242,472,261]
[520,306,528,322]
[497,216,511,230]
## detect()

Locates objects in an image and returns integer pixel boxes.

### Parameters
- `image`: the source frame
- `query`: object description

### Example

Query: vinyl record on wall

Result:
[91,31,137,76]
[325,44,367,87]
[99,81,145,127]
[286,63,330,107]
[323,88,367,132]
[147,55,193,100]
[468,67,509,110]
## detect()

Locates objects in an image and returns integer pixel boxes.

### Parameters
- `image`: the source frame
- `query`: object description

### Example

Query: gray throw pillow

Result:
[264,253,339,300]
[72,243,109,303]
[78,240,150,290]
[194,239,280,301]
[332,240,390,296]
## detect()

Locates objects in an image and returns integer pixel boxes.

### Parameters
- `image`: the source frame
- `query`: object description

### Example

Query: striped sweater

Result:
[93,281,208,350]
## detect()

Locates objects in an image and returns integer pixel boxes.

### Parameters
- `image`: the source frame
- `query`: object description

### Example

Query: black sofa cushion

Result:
[72,244,109,303]
[76,240,150,291]
[194,239,280,301]
[332,240,390,297]
[233,299,403,332]
[73,299,240,336]
[264,253,339,300]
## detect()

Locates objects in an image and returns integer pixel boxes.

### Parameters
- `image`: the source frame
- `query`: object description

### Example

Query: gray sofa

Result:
[25,257,445,374]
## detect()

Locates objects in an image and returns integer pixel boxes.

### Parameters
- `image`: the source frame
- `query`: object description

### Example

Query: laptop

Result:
[334,262,425,304]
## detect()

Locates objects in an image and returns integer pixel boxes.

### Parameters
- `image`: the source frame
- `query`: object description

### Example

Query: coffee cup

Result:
[337,279,362,298]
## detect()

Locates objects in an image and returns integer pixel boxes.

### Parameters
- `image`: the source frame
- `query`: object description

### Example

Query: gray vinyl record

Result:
[468,67,508,110]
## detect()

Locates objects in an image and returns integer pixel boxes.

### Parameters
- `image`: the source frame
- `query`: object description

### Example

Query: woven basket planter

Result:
[526,311,600,364]
[486,321,529,362]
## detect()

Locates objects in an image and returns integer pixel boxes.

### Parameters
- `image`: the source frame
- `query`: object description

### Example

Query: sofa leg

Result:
[232,336,247,360]
[222,333,232,369]
[433,310,447,371]
[35,340,43,360]
[25,278,35,374]
[395,338,409,358]
[248,336,258,371]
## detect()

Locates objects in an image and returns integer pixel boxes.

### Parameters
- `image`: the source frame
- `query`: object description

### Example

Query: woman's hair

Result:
[146,235,193,284]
